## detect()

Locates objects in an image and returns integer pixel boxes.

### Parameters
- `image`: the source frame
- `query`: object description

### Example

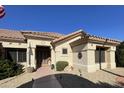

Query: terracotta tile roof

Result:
[52,29,87,43]
[52,29,121,45]
[0,29,121,45]
[87,34,121,44]
[21,31,64,40]
[0,29,64,42]
[0,29,25,41]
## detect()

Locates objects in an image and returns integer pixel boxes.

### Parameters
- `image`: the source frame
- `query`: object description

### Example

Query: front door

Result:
[36,46,51,69]
[41,52,51,67]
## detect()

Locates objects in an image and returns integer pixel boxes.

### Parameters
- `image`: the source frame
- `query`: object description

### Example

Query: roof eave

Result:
[51,29,86,44]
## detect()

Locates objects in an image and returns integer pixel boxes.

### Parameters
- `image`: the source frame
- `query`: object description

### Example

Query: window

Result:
[62,48,68,54]
[7,50,17,62]
[18,49,26,62]
[5,48,26,62]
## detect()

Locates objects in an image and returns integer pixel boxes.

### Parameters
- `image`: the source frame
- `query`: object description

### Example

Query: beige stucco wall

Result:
[1,39,52,69]
[2,41,27,48]
[27,39,51,69]
[72,43,87,71]
[2,41,27,67]
[1,37,117,73]
[53,36,81,66]
[72,42,117,73]
[27,39,51,48]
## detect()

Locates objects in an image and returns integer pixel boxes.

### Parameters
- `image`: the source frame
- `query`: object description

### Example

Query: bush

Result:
[56,61,69,71]
[0,59,24,80]
[116,41,124,67]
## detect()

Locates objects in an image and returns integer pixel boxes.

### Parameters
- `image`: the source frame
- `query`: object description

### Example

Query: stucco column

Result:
[27,47,36,69]
[108,46,116,69]
[27,47,30,67]
[30,47,36,69]
[86,49,96,72]
[51,46,56,65]
[86,43,96,72]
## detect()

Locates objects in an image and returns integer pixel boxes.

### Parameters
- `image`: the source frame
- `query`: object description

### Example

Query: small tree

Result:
[116,41,124,67]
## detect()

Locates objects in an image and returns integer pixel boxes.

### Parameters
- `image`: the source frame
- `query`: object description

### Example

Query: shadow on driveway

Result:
[18,73,121,88]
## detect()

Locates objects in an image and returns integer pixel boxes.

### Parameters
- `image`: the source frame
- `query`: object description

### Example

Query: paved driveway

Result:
[31,67,124,88]
[1,67,124,88]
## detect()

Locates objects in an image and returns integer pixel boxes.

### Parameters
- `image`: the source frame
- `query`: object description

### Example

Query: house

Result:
[0,29,120,72]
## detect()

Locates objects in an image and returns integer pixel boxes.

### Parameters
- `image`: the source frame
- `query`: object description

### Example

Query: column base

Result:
[26,67,34,73]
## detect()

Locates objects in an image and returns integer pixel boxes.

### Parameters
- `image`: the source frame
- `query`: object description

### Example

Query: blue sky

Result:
[0,5,124,40]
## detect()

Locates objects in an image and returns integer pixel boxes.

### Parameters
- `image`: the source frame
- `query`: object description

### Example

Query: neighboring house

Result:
[0,29,120,72]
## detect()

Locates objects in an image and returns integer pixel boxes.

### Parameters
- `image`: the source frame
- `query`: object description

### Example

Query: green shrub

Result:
[116,41,124,67]
[0,59,24,80]
[56,61,69,71]
[51,64,55,70]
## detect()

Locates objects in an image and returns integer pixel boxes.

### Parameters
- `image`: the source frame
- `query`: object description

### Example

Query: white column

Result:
[85,43,96,72]
[109,49,116,69]
[30,47,36,69]
[86,49,96,72]
[51,46,56,65]
[27,47,30,67]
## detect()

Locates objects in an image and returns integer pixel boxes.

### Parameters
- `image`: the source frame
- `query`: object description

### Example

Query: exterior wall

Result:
[2,41,27,48]
[1,39,52,69]
[0,36,117,73]
[87,42,116,72]
[51,47,56,65]
[53,36,81,66]
[27,39,51,69]
[72,42,117,73]
[107,46,116,69]
[72,43,88,72]
[2,41,27,67]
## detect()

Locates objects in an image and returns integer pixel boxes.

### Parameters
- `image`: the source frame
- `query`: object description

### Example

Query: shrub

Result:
[51,64,55,70]
[116,41,124,67]
[0,58,24,80]
[56,61,69,71]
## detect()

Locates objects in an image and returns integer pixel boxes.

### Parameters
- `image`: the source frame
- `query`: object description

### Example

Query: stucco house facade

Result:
[0,29,120,72]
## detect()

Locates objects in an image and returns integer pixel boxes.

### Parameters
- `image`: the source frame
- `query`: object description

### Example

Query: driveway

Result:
[1,67,124,88]
[31,67,124,88]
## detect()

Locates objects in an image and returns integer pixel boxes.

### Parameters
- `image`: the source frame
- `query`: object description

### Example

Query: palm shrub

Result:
[56,61,68,71]
[0,58,24,80]
[116,41,124,67]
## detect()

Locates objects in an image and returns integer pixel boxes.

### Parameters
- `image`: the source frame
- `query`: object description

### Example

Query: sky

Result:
[0,5,124,40]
